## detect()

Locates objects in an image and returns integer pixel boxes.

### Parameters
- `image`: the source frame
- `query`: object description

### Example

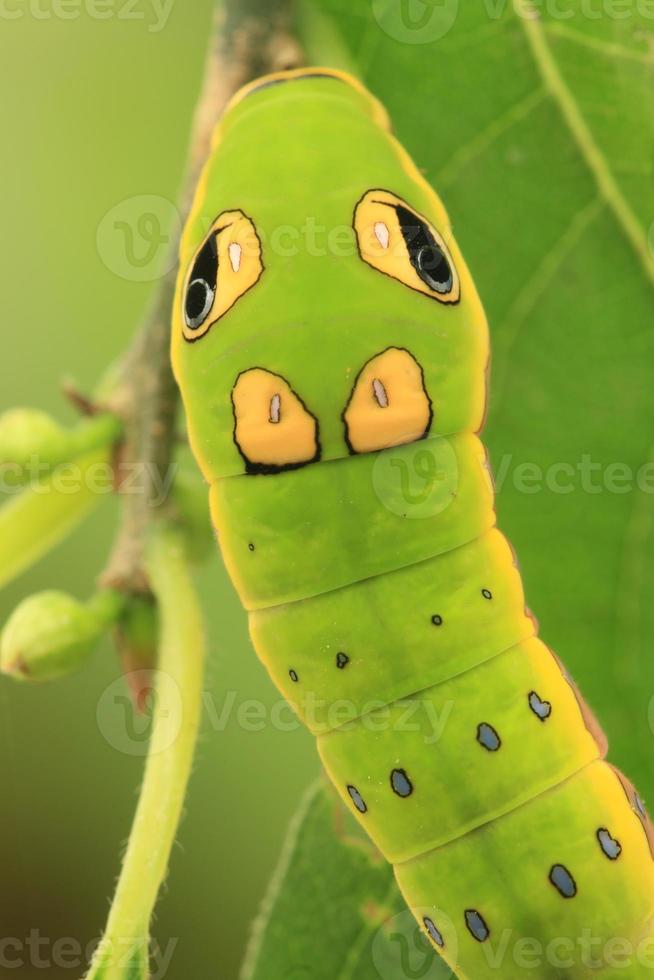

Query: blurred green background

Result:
[2,1,654,978]
[0,4,318,979]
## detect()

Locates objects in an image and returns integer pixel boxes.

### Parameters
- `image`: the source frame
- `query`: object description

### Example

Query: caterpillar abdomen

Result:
[318,635,603,863]
[250,526,533,734]
[171,67,654,979]
[397,761,654,973]
[212,436,654,975]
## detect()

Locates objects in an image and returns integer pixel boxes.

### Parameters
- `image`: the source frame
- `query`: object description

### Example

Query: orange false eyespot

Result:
[232,368,320,474]
[343,347,433,455]
[182,209,264,342]
[353,189,459,304]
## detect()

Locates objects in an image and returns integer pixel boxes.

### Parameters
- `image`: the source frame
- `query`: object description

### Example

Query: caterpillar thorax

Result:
[171,67,488,484]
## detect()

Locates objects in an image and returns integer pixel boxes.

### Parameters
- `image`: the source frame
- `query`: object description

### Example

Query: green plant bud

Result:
[0,408,67,484]
[1,589,123,682]
[0,409,122,489]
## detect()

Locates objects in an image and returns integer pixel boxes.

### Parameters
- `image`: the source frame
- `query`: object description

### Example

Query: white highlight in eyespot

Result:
[372,378,389,408]
[269,394,281,424]
[374,221,390,250]
[228,242,242,273]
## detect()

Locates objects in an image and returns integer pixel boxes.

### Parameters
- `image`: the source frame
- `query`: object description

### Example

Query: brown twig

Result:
[101,0,303,595]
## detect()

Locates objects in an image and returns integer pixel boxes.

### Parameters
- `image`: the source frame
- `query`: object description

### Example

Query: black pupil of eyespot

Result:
[395,204,453,294]
[184,234,218,329]
[186,281,211,322]
[418,245,449,279]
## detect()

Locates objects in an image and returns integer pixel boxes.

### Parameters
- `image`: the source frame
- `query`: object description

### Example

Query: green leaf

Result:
[241,781,453,980]
[243,2,654,976]
[0,446,114,591]
[311,0,654,821]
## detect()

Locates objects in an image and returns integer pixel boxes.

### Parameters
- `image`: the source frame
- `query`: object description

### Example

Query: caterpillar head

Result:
[171,68,489,481]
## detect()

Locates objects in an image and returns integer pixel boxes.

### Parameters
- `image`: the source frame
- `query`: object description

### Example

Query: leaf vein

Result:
[545,21,654,65]
[434,87,547,190]
[614,441,654,687]
[513,0,654,290]
[492,196,604,405]
[335,878,401,980]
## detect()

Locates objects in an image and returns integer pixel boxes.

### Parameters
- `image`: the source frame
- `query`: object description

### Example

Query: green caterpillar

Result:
[171,68,654,979]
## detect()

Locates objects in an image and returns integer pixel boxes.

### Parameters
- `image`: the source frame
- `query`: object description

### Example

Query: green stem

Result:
[88,589,128,629]
[101,0,303,598]
[86,524,205,979]
[82,5,302,977]
[67,414,123,462]
[295,0,358,73]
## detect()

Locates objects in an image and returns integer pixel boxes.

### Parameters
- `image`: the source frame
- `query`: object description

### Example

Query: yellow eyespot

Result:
[232,369,320,474]
[343,347,432,454]
[182,209,263,342]
[353,189,459,304]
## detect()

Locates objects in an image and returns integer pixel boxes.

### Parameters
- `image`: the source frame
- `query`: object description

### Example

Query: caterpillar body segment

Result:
[317,635,605,864]
[171,68,654,979]
[208,432,493,609]
[395,763,654,979]
[249,527,534,735]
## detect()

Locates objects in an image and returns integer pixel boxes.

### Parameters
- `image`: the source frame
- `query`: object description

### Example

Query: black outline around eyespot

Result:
[464,909,490,943]
[231,367,322,476]
[596,827,622,861]
[423,917,445,949]
[352,188,461,306]
[347,784,367,814]
[182,209,265,344]
[528,690,552,722]
[476,722,501,752]
[390,768,414,798]
[341,345,433,456]
[548,864,577,899]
